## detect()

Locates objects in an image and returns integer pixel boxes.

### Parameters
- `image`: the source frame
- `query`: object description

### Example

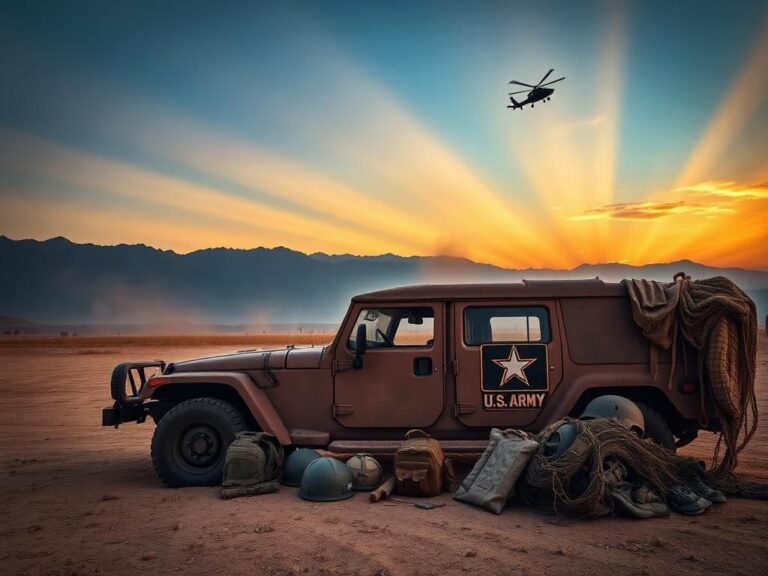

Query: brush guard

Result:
[102,361,166,428]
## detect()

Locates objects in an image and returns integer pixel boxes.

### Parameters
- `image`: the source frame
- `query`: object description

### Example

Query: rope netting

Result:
[624,274,758,478]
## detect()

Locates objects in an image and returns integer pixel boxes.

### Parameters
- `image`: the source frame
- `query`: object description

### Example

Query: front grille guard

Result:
[110,361,166,404]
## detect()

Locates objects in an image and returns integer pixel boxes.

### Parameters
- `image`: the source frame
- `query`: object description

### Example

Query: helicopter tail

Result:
[508,96,521,109]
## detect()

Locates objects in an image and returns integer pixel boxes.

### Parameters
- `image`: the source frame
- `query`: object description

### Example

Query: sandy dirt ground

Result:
[1,336,767,576]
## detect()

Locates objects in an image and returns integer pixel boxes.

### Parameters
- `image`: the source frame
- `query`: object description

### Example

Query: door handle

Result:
[413,357,432,376]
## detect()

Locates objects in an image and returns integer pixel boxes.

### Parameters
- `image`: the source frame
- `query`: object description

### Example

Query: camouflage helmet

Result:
[299,457,354,502]
[580,395,645,435]
[345,453,383,491]
[282,448,322,487]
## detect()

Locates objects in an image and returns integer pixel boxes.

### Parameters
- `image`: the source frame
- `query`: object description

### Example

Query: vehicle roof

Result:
[353,279,627,303]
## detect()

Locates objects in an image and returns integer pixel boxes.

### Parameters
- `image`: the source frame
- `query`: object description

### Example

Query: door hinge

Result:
[452,359,459,375]
[333,358,351,374]
[333,404,354,417]
[454,402,476,416]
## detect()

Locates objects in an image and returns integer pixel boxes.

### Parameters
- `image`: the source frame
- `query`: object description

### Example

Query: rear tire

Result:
[636,402,675,450]
[151,397,246,487]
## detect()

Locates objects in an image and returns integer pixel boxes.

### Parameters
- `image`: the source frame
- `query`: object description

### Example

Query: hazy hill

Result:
[1,235,766,326]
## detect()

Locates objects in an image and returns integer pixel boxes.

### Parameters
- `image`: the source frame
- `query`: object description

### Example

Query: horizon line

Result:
[2,233,767,273]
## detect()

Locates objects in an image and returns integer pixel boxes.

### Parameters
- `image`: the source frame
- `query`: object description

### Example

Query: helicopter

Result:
[507,69,565,110]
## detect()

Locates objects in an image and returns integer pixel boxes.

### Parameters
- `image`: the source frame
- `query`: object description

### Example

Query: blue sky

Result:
[1,1,767,268]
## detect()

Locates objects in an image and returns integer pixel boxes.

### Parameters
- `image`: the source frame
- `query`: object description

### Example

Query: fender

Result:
[145,371,292,445]
[532,370,701,427]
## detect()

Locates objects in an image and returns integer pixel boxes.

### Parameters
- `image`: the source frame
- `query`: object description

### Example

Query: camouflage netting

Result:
[523,418,705,517]
[623,274,760,480]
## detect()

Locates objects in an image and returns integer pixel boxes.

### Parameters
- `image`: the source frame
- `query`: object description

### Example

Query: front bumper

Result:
[102,403,149,426]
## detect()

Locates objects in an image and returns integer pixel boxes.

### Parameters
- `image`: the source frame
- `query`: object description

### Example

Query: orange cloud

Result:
[569,200,734,221]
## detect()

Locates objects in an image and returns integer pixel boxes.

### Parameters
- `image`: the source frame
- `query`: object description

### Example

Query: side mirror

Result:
[353,324,367,369]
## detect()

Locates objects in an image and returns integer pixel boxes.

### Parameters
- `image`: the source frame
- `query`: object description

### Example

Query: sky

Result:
[1,0,767,270]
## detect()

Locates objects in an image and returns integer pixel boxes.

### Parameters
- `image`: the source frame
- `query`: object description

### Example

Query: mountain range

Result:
[1,235,766,329]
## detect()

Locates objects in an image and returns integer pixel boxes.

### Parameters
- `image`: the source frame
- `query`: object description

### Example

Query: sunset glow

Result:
[1,3,767,270]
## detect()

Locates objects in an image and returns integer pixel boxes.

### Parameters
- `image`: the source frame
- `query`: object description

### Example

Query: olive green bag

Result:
[453,428,538,514]
[221,431,284,499]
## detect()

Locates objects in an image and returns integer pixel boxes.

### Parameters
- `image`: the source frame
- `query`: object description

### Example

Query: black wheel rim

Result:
[178,424,221,469]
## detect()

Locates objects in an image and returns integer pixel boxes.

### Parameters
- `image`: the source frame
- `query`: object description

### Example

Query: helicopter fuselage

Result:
[508,87,554,109]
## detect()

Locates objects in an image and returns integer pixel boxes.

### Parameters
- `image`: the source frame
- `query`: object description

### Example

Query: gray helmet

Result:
[299,457,354,502]
[346,453,383,491]
[282,448,322,487]
[580,395,644,435]
[542,422,578,459]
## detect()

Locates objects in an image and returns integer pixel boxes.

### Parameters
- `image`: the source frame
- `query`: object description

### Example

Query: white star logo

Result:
[493,346,536,387]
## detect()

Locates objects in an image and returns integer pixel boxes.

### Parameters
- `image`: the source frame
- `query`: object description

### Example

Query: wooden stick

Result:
[370,476,396,503]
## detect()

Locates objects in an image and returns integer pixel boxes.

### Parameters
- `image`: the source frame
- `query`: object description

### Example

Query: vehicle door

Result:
[453,301,562,427]
[333,303,444,428]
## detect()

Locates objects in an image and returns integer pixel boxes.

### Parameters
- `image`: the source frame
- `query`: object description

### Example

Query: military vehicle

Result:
[103,280,714,486]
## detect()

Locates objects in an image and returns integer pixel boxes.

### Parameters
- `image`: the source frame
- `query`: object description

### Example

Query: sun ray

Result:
[630,23,768,265]
[504,1,626,267]
[0,129,423,256]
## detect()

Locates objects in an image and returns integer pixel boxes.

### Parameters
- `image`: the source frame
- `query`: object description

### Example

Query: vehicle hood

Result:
[168,346,327,373]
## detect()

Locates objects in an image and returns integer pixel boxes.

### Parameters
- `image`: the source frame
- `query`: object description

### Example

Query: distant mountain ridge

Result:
[1,235,766,326]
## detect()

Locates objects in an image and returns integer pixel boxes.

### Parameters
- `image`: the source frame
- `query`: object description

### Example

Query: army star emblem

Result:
[493,346,536,387]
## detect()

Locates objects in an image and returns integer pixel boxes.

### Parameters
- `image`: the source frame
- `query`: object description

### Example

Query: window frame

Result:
[463,305,551,346]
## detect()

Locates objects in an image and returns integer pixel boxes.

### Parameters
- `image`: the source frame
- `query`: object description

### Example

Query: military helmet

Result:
[542,422,578,459]
[345,453,383,491]
[299,457,354,502]
[580,395,645,435]
[282,448,322,487]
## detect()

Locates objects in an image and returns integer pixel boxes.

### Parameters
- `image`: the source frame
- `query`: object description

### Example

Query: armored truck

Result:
[103,280,714,487]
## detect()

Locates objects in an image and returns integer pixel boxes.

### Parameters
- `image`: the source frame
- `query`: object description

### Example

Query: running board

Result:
[327,439,488,455]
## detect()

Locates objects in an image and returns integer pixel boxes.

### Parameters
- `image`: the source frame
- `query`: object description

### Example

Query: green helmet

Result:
[299,457,354,502]
[346,453,383,491]
[580,395,645,435]
[282,448,322,487]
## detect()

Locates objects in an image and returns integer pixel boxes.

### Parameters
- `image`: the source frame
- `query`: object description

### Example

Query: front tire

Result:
[151,397,246,487]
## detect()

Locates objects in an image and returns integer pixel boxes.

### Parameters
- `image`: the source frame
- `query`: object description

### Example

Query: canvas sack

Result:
[221,431,284,490]
[395,429,452,497]
[454,428,539,514]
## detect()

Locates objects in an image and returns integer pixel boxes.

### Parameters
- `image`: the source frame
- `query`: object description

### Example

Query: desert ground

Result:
[1,334,767,576]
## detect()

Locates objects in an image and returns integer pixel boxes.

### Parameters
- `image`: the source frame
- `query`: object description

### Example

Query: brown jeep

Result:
[103,280,715,487]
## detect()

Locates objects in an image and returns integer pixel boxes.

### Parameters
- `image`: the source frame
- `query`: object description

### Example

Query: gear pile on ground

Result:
[523,418,721,517]
[622,274,759,483]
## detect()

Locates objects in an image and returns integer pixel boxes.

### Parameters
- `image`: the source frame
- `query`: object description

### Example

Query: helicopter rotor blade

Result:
[536,68,554,86]
[539,76,565,87]
[508,89,529,95]
[509,80,535,88]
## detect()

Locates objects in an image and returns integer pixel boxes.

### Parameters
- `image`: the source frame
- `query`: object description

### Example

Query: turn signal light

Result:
[148,376,171,388]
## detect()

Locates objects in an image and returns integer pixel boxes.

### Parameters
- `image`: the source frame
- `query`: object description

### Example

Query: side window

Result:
[348,307,435,349]
[464,306,550,345]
